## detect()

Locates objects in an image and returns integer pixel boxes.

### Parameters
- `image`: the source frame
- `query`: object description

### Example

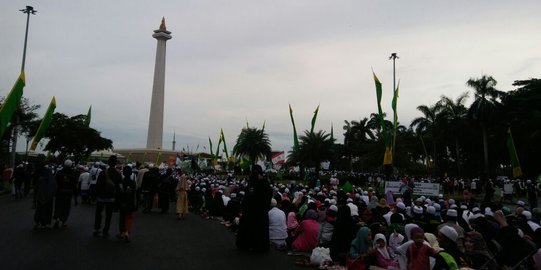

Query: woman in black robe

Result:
[34,164,57,229]
[236,165,272,251]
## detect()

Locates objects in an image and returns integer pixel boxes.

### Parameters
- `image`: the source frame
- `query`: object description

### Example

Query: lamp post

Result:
[20,6,37,72]
[10,6,37,169]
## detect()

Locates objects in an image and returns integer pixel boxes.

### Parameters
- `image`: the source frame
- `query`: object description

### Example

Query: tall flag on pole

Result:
[220,128,229,159]
[288,104,299,150]
[215,134,222,160]
[208,137,214,157]
[310,104,320,134]
[373,72,392,165]
[0,72,26,138]
[155,151,162,165]
[30,96,56,151]
[506,128,523,178]
[391,81,400,154]
[84,105,92,126]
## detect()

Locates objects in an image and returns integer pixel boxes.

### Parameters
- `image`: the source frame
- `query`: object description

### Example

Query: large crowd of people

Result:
[2,157,541,269]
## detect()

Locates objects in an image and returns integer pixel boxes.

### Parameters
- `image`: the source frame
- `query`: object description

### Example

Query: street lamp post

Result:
[20,6,37,72]
[10,6,37,169]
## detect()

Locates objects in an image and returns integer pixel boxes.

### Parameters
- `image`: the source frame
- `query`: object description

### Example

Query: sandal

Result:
[295,258,312,266]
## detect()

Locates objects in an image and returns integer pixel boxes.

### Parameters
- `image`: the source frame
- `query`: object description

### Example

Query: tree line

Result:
[2,76,539,180]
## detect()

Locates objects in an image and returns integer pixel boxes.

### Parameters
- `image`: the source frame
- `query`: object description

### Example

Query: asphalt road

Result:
[0,195,300,270]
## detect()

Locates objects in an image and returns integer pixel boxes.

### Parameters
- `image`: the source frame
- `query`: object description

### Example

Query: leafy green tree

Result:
[232,126,271,166]
[439,92,469,176]
[499,78,541,177]
[467,75,504,177]
[343,117,376,170]
[43,113,112,163]
[410,103,445,174]
[295,130,335,175]
[0,97,40,162]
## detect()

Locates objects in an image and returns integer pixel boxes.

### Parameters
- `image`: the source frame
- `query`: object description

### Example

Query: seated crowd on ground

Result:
[7,159,541,269]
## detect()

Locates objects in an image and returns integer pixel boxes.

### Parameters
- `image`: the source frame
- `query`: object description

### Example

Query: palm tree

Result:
[410,103,444,174]
[439,92,469,176]
[344,118,376,142]
[343,118,376,170]
[466,75,504,176]
[296,130,335,175]
[232,126,272,167]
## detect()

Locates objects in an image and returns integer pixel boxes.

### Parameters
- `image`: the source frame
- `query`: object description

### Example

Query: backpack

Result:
[103,170,116,198]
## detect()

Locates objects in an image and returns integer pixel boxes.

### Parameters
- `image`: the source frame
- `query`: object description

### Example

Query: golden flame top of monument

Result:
[159,17,166,30]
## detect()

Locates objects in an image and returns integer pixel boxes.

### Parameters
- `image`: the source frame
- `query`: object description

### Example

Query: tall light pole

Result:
[389,53,398,92]
[11,6,37,168]
[20,6,36,72]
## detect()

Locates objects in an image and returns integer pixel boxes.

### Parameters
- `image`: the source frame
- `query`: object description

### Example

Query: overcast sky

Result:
[1,1,540,154]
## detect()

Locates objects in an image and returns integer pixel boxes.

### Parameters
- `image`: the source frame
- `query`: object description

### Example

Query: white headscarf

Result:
[373,233,391,260]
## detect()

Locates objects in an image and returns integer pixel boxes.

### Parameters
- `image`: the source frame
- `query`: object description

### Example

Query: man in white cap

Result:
[53,160,78,228]
[268,198,287,249]
[437,209,465,253]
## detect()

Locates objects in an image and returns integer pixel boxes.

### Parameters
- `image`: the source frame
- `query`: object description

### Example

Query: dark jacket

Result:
[95,167,121,200]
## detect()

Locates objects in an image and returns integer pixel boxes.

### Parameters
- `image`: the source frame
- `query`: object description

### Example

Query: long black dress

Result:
[236,172,272,251]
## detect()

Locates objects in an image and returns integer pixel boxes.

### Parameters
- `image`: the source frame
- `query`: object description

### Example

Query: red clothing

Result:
[292,219,320,252]
[407,243,433,270]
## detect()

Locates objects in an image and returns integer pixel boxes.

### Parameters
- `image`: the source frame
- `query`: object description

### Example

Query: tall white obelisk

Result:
[147,18,172,149]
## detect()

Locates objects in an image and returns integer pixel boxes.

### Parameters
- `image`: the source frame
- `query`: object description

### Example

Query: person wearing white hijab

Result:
[373,233,400,269]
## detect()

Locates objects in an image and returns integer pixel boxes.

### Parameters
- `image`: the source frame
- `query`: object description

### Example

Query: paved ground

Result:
[0,195,300,270]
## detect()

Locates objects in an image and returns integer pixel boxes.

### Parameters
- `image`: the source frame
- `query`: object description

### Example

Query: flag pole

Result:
[389,53,399,163]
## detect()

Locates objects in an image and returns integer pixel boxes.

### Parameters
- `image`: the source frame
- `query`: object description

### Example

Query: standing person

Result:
[236,165,273,252]
[158,168,174,213]
[11,164,27,199]
[78,166,92,204]
[93,155,121,238]
[135,164,148,210]
[53,160,78,228]
[527,180,538,209]
[118,165,136,242]
[141,165,159,212]
[88,162,102,204]
[175,170,189,219]
[33,164,57,229]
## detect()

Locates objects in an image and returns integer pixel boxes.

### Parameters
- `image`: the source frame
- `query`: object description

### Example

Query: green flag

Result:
[310,104,320,134]
[391,81,400,158]
[84,105,91,126]
[289,104,299,150]
[215,134,222,160]
[373,72,392,165]
[208,137,214,158]
[342,181,353,193]
[30,97,56,151]
[240,158,251,170]
[0,72,25,138]
[391,82,399,129]
[155,151,162,165]
[220,128,229,159]
[506,128,522,178]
